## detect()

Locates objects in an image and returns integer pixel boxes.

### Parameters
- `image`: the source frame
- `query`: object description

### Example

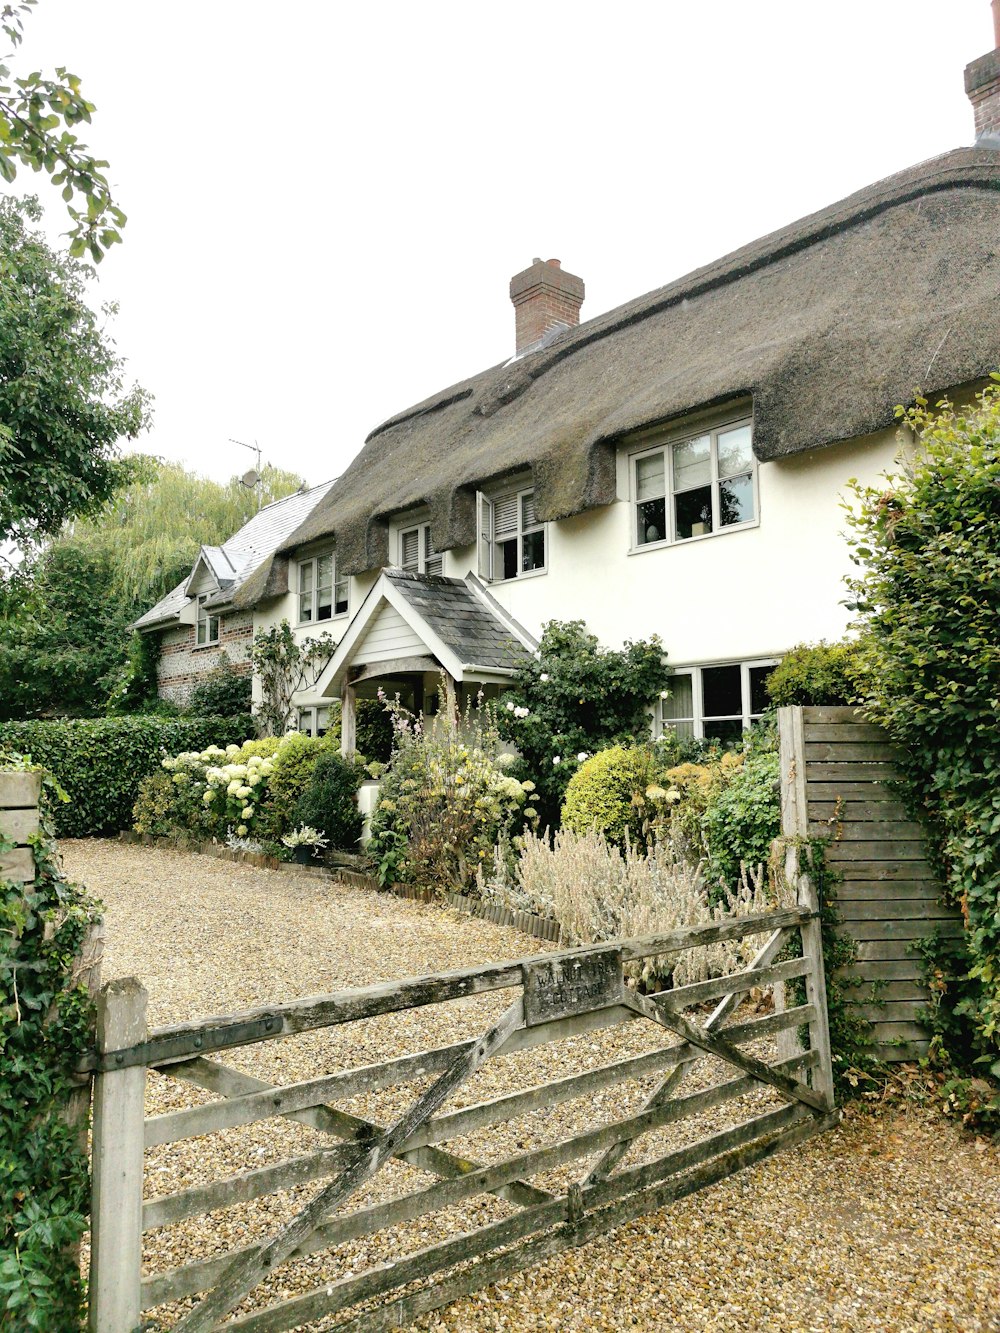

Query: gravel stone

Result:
[66,840,1000,1333]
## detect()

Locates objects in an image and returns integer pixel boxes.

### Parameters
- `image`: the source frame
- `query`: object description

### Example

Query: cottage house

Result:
[133,480,336,705]
[139,37,1000,745]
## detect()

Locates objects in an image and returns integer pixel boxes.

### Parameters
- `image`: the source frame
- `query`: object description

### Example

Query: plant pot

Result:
[292,846,314,865]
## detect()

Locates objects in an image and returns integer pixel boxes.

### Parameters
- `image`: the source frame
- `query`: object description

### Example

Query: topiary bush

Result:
[293,751,364,852]
[765,640,866,707]
[355,698,393,763]
[254,732,330,842]
[560,746,660,848]
[0,716,252,837]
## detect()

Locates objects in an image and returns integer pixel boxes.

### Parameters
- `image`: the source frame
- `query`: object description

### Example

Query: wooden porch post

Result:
[341,682,357,755]
[444,673,457,722]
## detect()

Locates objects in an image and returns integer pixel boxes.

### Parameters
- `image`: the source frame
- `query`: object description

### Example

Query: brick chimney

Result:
[964,0,1000,143]
[509,257,585,357]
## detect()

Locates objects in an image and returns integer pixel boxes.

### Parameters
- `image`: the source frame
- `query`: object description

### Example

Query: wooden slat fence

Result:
[84,891,839,1332]
[777,705,963,1060]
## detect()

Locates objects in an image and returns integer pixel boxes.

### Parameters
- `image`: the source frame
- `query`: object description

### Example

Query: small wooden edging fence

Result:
[778,705,963,1060]
[83,872,838,1332]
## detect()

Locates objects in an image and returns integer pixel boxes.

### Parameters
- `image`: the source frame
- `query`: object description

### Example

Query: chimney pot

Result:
[509,256,585,357]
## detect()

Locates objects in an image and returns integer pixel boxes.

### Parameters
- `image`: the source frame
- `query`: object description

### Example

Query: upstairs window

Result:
[298,552,348,623]
[195,595,219,647]
[400,522,443,576]
[634,419,756,547]
[477,488,545,582]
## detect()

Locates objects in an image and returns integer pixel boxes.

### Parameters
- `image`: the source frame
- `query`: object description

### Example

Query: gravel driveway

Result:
[66,840,1000,1333]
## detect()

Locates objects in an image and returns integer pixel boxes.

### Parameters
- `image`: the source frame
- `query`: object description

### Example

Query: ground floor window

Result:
[659,659,777,742]
[297,704,332,737]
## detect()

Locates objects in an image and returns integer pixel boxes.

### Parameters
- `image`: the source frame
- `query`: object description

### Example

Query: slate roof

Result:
[384,569,537,671]
[134,479,337,631]
[279,146,1000,577]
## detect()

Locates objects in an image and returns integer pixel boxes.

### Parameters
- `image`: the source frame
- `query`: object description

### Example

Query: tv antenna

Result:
[230,438,264,509]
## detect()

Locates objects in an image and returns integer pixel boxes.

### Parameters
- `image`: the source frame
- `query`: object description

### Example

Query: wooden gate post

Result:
[89,977,148,1333]
[777,706,835,1109]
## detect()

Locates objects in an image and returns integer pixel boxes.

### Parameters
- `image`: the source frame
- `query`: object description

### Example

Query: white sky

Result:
[5,0,994,487]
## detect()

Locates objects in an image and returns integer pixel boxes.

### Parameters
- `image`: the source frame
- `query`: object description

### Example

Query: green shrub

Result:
[0,716,252,837]
[845,380,1000,1126]
[238,737,283,761]
[1,758,102,1327]
[355,698,393,763]
[702,746,780,901]
[765,640,866,707]
[187,654,253,718]
[561,746,660,848]
[293,751,364,851]
[132,768,178,836]
[496,620,672,829]
[254,733,329,841]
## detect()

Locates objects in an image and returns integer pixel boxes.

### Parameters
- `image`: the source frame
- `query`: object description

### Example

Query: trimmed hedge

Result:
[0,715,253,837]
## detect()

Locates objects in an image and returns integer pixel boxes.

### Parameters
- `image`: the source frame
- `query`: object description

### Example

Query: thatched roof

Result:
[282,146,1000,577]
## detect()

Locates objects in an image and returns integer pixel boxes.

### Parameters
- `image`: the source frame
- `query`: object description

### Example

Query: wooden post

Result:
[89,977,148,1333]
[0,770,41,883]
[341,682,357,756]
[444,673,457,722]
[776,708,835,1108]
[65,921,106,1150]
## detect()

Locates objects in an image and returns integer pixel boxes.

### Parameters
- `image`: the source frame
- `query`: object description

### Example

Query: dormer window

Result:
[195,596,220,647]
[477,487,546,582]
[400,522,443,576]
[298,552,348,623]
[633,418,756,547]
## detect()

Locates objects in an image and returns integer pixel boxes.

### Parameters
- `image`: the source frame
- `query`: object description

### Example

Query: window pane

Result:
[672,434,711,491]
[521,493,537,528]
[522,529,545,571]
[335,576,348,615]
[316,706,330,737]
[675,485,713,540]
[316,591,333,621]
[401,529,419,569]
[749,665,772,717]
[635,453,665,502]
[662,674,693,721]
[299,561,313,593]
[317,554,334,589]
[425,554,443,576]
[499,537,518,580]
[718,424,753,478]
[637,497,666,545]
[208,615,219,643]
[196,619,206,645]
[297,708,314,737]
[664,718,695,738]
[299,592,313,622]
[704,717,743,744]
[720,474,754,527]
[702,664,742,718]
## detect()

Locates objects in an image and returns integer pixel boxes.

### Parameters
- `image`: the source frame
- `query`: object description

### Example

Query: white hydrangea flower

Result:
[577,752,589,762]
[552,755,561,766]
[203,790,215,804]
[539,673,549,682]
[241,806,254,819]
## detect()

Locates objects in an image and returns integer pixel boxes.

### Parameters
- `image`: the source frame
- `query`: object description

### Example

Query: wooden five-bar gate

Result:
[84,874,838,1332]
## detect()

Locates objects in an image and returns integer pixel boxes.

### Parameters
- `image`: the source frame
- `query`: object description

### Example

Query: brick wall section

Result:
[509,257,585,356]
[965,49,1000,140]
[155,611,253,706]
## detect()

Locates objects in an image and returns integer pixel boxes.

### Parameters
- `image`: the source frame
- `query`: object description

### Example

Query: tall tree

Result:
[1,0,125,260]
[0,195,149,548]
[0,458,306,719]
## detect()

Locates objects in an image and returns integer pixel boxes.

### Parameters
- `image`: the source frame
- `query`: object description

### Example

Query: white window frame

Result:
[399,521,443,576]
[659,658,778,741]
[297,551,348,625]
[296,704,332,738]
[631,415,758,550]
[476,486,547,583]
[195,595,220,647]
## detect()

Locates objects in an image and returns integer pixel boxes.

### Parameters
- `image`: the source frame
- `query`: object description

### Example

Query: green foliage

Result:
[293,751,364,852]
[496,620,672,829]
[355,698,394,763]
[254,732,330,841]
[0,195,149,548]
[0,759,102,1327]
[0,1,125,260]
[561,745,660,848]
[0,715,251,836]
[188,655,252,719]
[0,457,303,720]
[251,621,336,737]
[702,742,780,901]
[369,693,531,896]
[764,639,866,707]
[845,380,1000,1091]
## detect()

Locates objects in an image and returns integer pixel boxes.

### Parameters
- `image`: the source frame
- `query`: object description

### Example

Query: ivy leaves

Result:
[0,0,124,261]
